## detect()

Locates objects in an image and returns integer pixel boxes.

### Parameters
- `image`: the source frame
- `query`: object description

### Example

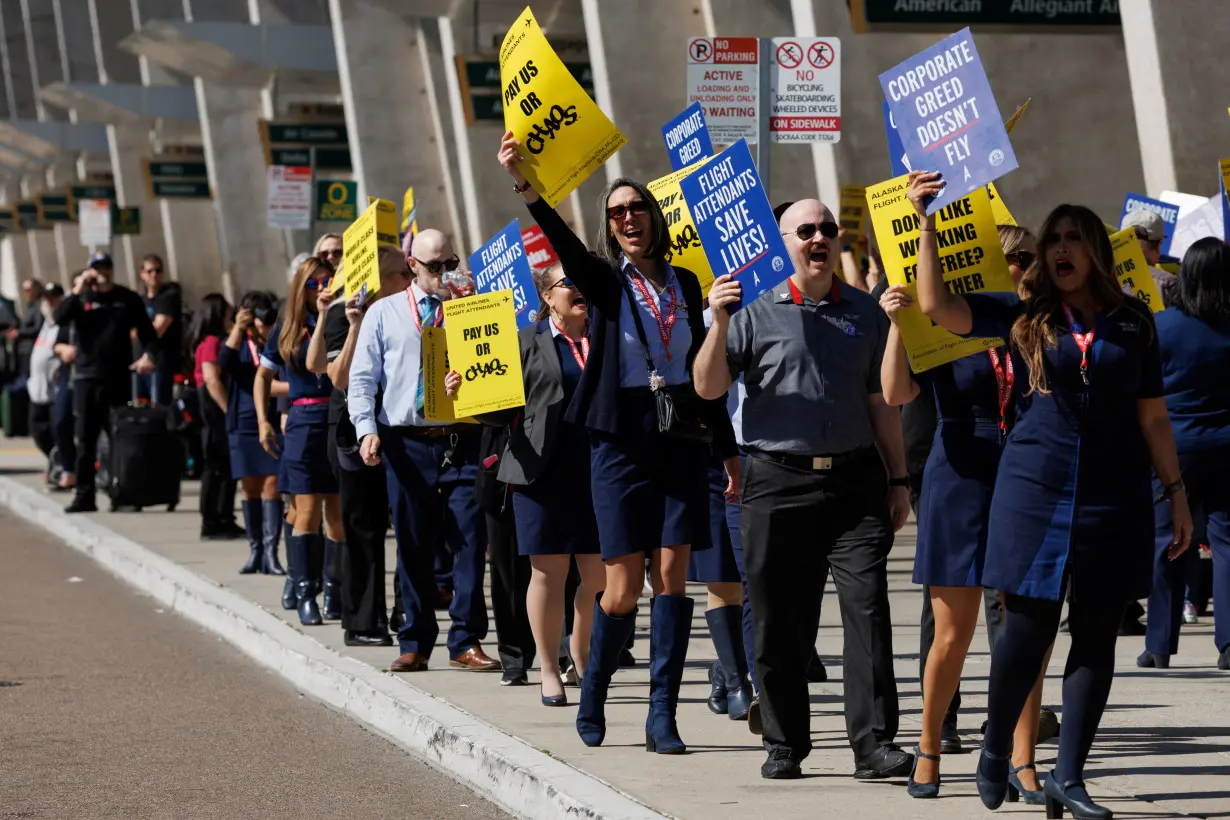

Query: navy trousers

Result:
[381,427,488,659]
[1148,446,1230,656]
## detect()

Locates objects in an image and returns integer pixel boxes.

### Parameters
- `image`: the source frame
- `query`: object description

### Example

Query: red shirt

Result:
[194,335,222,387]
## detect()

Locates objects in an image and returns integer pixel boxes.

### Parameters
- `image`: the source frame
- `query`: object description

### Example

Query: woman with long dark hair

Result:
[254,257,343,626]
[190,293,240,540]
[497,131,729,753]
[913,170,1192,819]
[1140,237,1230,672]
[219,290,287,575]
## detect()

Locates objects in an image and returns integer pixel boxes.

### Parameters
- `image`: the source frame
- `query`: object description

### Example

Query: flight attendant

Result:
[913,171,1192,819]
[498,131,728,753]
[1140,237,1230,671]
[881,224,1052,801]
[219,290,287,575]
[254,258,344,627]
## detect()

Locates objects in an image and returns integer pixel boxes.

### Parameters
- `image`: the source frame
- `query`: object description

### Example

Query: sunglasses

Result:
[318,249,343,260]
[782,221,840,242]
[1005,251,1036,270]
[412,256,461,274]
[550,277,576,291]
[607,200,651,221]
[304,276,332,291]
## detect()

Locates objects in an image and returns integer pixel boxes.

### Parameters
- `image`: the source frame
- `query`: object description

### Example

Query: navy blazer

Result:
[526,197,733,454]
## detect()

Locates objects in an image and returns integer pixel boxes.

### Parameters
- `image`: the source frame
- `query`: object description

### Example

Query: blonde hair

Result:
[532,262,564,321]
[278,256,332,371]
[997,224,1032,256]
[312,233,343,255]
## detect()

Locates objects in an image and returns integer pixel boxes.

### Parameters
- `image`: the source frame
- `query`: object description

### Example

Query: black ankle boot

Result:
[706,604,752,721]
[239,500,262,574]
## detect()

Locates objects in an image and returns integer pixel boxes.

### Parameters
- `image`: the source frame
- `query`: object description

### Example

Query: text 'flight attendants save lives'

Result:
[879,27,1017,215]
[679,139,789,311]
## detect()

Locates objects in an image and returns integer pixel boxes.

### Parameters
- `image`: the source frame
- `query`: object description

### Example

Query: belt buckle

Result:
[811,456,833,471]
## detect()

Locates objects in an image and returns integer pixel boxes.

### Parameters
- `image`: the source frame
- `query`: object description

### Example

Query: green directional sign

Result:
[152,180,211,198]
[270,146,352,171]
[0,208,14,233]
[145,157,212,199]
[265,122,348,145]
[147,160,208,178]
[459,58,593,125]
[113,206,141,235]
[316,180,358,222]
[37,194,72,223]
[16,202,41,230]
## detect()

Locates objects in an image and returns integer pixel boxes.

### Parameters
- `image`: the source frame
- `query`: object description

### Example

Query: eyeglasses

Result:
[550,277,576,291]
[143,266,163,274]
[606,200,651,221]
[304,276,332,291]
[1005,251,1036,270]
[318,249,343,260]
[781,221,840,242]
[412,256,461,274]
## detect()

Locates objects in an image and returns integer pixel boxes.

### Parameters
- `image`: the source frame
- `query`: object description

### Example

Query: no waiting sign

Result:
[686,37,760,145]
[770,37,841,143]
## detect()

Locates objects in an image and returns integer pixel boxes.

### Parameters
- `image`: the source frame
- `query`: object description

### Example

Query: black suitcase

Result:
[2,383,29,438]
[106,376,182,512]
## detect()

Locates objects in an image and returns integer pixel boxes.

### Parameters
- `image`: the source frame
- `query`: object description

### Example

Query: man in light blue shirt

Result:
[348,228,498,674]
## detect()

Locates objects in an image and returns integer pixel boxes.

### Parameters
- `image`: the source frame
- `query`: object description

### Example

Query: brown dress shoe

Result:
[389,653,429,673]
[448,647,501,671]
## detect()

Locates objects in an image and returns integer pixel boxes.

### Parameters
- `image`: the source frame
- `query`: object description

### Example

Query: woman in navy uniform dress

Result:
[914,171,1192,819]
[881,223,1053,801]
[219,290,287,576]
[1140,237,1230,672]
[254,257,344,627]
[448,262,607,707]
[498,131,730,754]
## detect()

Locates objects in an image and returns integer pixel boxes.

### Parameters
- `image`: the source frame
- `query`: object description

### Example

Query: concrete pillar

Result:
[329,0,459,245]
[19,0,67,123]
[22,174,59,285]
[1121,0,1230,198]
[47,162,76,287]
[108,121,167,289]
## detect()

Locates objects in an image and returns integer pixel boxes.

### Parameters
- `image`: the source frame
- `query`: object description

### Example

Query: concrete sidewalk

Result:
[2,439,1227,819]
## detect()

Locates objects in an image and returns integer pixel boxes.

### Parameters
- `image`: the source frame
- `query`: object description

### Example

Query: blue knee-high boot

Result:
[706,604,752,721]
[292,532,323,626]
[645,594,695,754]
[322,538,342,620]
[281,518,296,610]
[239,500,263,574]
[260,498,285,575]
[576,595,638,747]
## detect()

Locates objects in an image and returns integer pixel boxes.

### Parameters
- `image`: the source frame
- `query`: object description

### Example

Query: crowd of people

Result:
[9,128,1228,818]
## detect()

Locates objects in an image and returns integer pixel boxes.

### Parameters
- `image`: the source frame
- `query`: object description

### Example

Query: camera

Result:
[253,307,278,325]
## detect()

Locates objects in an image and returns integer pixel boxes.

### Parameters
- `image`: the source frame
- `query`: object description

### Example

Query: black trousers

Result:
[486,499,534,676]
[198,395,235,531]
[329,424,389,634]
[741,449,898,762]
[29,401,53,459]
[73,379,125,495]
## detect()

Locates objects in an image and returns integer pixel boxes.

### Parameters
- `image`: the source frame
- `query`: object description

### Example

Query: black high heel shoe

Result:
[976,745,1011,810]
[1007,761,1045,805]
[906,746,940,798]
[540,684,568,707]
[1043,774,1113,819]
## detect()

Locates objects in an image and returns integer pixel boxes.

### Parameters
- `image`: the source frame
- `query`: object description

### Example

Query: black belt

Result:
[745,445,876,472]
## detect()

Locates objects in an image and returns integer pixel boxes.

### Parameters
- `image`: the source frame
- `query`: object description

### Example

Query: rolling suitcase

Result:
[106,374,182,512]
[2,382,29,438]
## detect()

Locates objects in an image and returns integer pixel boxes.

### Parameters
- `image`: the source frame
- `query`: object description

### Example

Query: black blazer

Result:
[526,197,732,447]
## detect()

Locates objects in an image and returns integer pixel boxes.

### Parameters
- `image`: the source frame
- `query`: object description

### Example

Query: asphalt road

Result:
[0,510,510,820]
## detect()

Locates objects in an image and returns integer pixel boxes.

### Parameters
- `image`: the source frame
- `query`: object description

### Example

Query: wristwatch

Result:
[888,476,910,488]
[512,179,532,194]
[1156,480,1185,502]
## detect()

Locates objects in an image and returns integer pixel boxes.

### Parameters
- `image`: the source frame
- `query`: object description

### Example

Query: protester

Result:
[1140,237,1230,671]
[349,229,498,674]
[254,257,342,626]
[54,252,157,513]
[1120,210,1177,306]
[695,198,910,780]
[50,320,77,492]
[315,233,343,269]
[191,294,243,541]
[219,290,286,576]
[500,131,727,754]
[913,173,1192,818]
[11,278,45,379]
[138,255,183,406]
[447,261,607,706]
[25,284,63,478]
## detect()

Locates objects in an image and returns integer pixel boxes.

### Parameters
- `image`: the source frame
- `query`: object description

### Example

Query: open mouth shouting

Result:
[1054,256,1076,277]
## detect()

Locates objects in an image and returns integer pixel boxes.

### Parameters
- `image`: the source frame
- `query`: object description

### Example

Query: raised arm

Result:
[693,275,741,400]
[306,290,336,375]
[326,298,362,390]
[908,171,973,336]
[878,285,921,407]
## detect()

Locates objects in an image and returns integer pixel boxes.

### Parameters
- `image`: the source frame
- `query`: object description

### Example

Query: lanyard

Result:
[629,270,678,361]
[246,335,260,365]
[551,319,589,368]
[986,347,1014,433]
[408,289,443,334]
[1061,304,1095,386]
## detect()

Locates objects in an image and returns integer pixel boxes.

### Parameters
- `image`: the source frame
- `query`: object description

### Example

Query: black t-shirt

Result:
[870,275,935,478]
[54,284,155,384]
[145,286,183,376]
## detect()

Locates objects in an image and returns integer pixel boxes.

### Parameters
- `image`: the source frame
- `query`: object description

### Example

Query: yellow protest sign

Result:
[1220,158,1230,207]
[1003,98,1031,134]
[444,289,526,417]
[647,158,715,296]
[341,202,378,300]
[1109,228,1164,312]
[868,176,1016,372]
[367,196,399,245]
[402,186,418,237]
[421,327,477,424]
[986,181,1016,226]
[839,185,867,244]
[499,7,625,207]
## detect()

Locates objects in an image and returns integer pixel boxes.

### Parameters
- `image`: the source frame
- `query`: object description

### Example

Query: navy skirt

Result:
[229,425,281,479]
[688,464,742,583]
[913,419,1002,587]
[589,429,711,560]
[279,403,338,495]
[513,424,599,556]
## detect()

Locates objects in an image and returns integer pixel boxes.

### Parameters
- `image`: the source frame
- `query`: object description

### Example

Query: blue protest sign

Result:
[883,101,911,177]
[661,102,715,172]
[1223,181,1230,244]
[471,219,538,329]
[880,27,1017,215]
[679,139,790,312]
[1119,193,1180,259]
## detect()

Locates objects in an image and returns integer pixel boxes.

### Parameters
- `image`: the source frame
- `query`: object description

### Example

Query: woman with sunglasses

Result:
[911,171,1192,819]
[219,290,287,575]
[447,262,607,706]
[881,224,1055,801]
[498,131,730,753]
[315,233,343,268]
[254,257,344,626]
